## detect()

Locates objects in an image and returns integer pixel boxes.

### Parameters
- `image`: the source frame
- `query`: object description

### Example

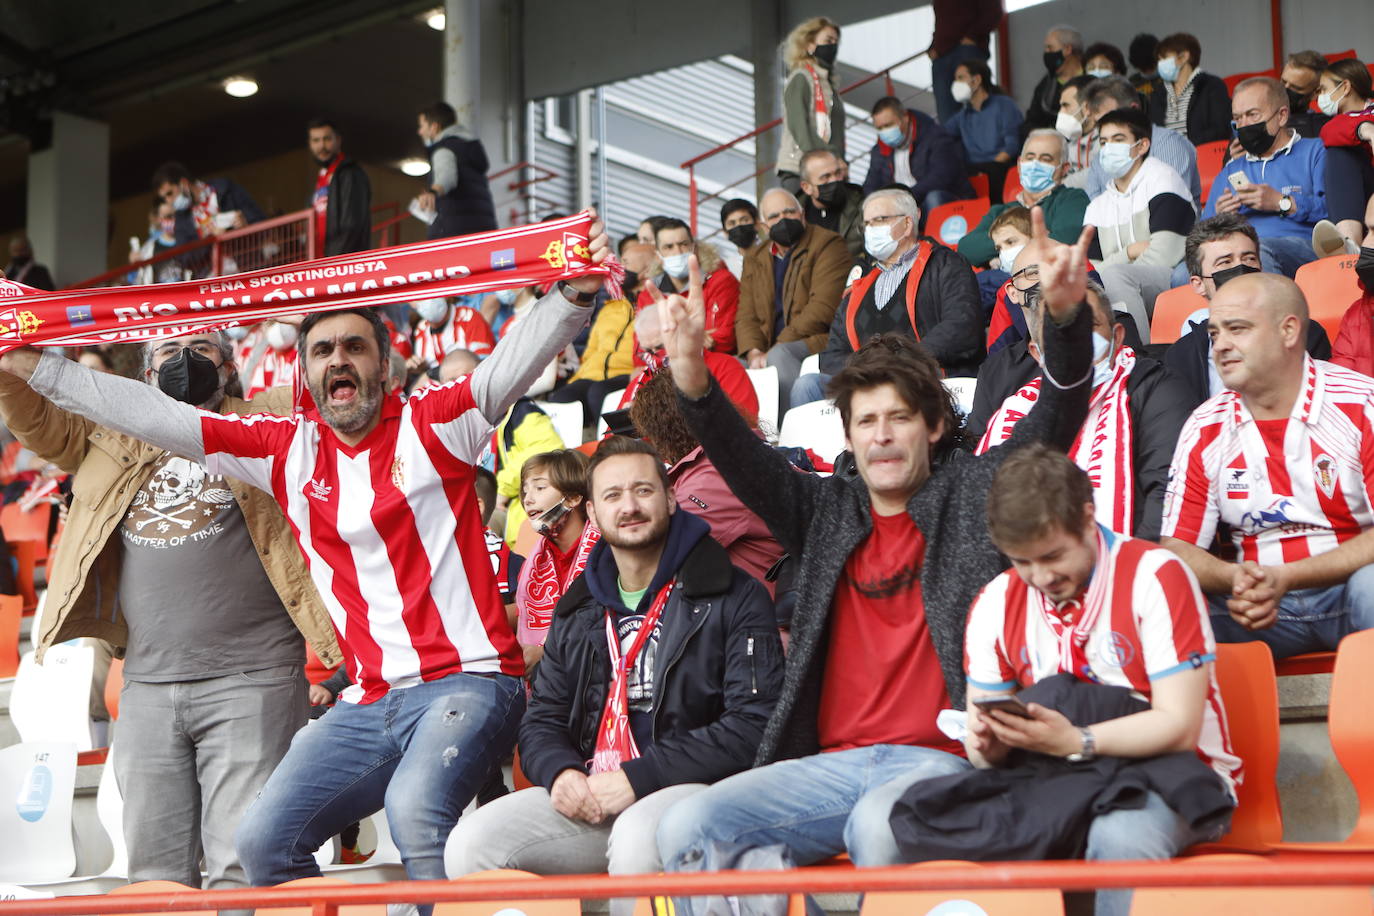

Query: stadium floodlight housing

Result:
[223,77,258,98]
[400,158,431,177]
[426,9,445,30]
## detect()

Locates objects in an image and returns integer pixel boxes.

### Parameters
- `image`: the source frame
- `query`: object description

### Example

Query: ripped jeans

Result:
[236,672,523,897]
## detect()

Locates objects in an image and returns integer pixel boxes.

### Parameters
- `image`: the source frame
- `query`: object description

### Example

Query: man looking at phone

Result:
[964,444,1239,916]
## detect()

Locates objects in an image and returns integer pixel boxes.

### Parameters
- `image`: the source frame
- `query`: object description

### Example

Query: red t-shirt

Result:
[313,155,340,252]
[817,508,964,755]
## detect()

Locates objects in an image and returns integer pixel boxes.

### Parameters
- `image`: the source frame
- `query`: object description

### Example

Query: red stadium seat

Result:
[929,198,992,248]
[1194,140,1229,205]
[1149,286,1209,345]
[1223,67,1278,94]
[1293,253,1360,342]
[434,870,581,915]
[0,593,20,679]
[1131,854,1370,914]
[969,173,991,199]
[1002,164,1023,201]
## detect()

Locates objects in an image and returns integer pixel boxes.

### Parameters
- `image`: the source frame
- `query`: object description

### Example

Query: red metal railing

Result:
[4,857,1374,914]
[681,49,930,235]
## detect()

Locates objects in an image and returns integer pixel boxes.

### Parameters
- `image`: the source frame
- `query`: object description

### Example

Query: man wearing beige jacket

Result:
[0,329,337,904]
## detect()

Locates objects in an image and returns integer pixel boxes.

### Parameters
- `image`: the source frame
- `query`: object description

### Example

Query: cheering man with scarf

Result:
[0,221,612,906]
[978,279,1193,540]
[446,436,783,914]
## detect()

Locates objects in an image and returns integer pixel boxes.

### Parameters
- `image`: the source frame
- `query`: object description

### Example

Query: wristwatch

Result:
[558,280,597,305]
[1065,727,1096,763]
[1278,195,1293,216]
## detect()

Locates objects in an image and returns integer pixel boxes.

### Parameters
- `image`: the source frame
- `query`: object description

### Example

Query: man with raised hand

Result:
[0,222,611,905]
[650,209,1095,911]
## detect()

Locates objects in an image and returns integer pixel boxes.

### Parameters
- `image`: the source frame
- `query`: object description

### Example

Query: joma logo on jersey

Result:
[1225,466,1250,500]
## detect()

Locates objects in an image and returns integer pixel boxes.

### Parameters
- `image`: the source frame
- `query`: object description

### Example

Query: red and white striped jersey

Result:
[243,347,297,400]
[966,526,1240,795]
[1161,357,1374,565]
[198,378,521,705]
[411,307,495,368]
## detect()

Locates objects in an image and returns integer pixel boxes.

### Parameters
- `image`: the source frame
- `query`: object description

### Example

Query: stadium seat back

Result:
[597,388,623,438]
[269,876,388,915]
[1002,166,1023,201]
[799,352,821,378]
[7,537,41,613]
[929,198,993,248]
[0,741,79,883]
[778,399,847,468]
[942,377,977,419]
[1294,253,1360,343]
[861,862,1063,915]
[969,173,991,199]
[105,656,123,720]
[1203,643,1283,851]
[533,399,588,449]
[1149,286,1209,345]
[1130,882,1369,914]
[10,644,97,750]
[102,880,216,916]
[0,592,21,679]
[1,501,52,559]
[1194,140,1229,206]
[746,365,780,432]
[96,745,127,879]
[1328,628,1374,843]
[1223,67,1278,94]
[433,869,580,915]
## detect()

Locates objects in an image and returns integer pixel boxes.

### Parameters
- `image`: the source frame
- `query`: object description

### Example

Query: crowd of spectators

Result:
[3,15,1374,916]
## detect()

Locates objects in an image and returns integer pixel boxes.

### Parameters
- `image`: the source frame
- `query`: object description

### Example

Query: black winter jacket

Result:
[861,109,975,204]
[319,158,372,256]
[1146,72,1233,145]
[1164,318,1332,410]
[679,303,1095,765]
[518,511,784,799]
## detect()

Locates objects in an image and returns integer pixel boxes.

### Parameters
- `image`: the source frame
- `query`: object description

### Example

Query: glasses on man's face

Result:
[862,213,907,230]
[1010,265,1040,291]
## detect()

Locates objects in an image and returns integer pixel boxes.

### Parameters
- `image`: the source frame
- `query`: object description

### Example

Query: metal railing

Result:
[681,49,930,235]
[3,857,1373,914]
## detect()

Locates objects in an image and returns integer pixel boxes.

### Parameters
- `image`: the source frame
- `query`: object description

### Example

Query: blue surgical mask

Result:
[1086,68,1115,79]
[1157,56,1180,82]
[662,252,691,280]
[1099,141,1138,179]
[878,125,905,147]
[495,288,519,306]
[223,326,249,341]
[1092,332,1115,388]
[864,224,901,262]
[414,298,449,324]
[1018,159,1057,193]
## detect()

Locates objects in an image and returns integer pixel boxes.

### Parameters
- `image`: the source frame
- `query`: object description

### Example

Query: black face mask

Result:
[1209,263,1261,290]
[1235,121,1277,158]
[727,224,759,250]
[768,218,805,248]
[813,43,838,68]
[9,255,30,268]
[1043,49,1065,73]
[816,181,845,207]
[622,269,640,294]
[1357,247,1374,291]
[156,347,222,406]
[1286,88,1312,116]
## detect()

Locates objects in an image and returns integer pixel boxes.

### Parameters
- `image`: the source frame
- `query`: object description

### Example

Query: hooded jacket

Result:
[518,510,784,799]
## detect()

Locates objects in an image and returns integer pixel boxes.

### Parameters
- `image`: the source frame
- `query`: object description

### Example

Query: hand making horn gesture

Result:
[1031,204,1096,324]
[646,253,710,398]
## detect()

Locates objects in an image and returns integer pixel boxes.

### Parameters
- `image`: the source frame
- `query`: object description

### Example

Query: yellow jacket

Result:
[567,297,636,383]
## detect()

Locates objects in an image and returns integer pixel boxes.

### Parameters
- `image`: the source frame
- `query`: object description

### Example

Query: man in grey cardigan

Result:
[652,208,1097,888]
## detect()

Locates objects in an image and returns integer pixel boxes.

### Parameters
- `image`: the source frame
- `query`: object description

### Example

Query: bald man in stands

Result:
[1161,273,1374,658]
[734,187,853,414]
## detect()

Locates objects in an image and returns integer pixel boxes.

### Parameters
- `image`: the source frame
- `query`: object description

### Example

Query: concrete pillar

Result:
[26,111,109,287]
[443,0,482,131]
[575,89,593,210]
[750,0,783,201]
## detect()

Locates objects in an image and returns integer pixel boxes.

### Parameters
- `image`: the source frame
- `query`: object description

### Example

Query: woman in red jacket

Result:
[1330,198,1374,377]
[1314,59,1374,256]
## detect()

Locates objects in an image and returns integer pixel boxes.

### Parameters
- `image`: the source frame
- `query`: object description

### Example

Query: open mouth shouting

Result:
[326,370,360,405]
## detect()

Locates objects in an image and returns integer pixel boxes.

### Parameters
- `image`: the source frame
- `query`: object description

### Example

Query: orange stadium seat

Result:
[1194,140,1229,205]
[433,869,580,915]
[929,198,992,248]
[1294,254,1361,342]
[100,881,216,916]
[0,593,20,679]
[7,537,43,614]
[1130,853,1369,915]
[1149,286,1209,344]
[861,861,1064,915]
[268,876,387,915]
[1,501,52,561]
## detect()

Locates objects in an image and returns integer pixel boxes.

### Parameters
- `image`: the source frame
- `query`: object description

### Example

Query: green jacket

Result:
[957,184,1090,269]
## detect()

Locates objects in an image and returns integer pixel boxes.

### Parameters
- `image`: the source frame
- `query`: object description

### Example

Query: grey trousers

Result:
[445,783,707,916]
[764,339,814,416]
[114,665,307,898]
[1096,263,1175,345]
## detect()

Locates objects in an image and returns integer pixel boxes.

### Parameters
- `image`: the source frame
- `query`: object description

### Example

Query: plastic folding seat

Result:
[268,876,388,915]
[10,644,97,750]
[1194,140,1229,206]
[746,365,780,432]
[99,880,215,916]
[968,173,991,199]
[1148,286,1209,345]
[942,377,977,419]
[533,399,588,448]
[0,593,21,679]
[777,400,847,469]
[928,198,993,248]
[1293,255,1361,343]
[1130,854,1369,914]
[1002,166,1023,201]
[0,741,79,883]
[861,861,1064,915]
[433,869,581,915]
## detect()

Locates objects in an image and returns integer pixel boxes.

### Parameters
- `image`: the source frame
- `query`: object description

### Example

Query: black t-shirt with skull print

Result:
[117,452,302,682]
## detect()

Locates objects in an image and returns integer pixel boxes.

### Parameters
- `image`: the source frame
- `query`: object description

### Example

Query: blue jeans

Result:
[656,744,971,870]
[1085,789,1229,916]
[790,372,833,408]
[932,44,988,125]
[1206,563,1374,658]
[235,672,524,898]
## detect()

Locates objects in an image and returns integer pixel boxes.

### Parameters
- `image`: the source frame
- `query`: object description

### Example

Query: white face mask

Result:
[662,252,691,279]
[864,220,905,262]
[172,192,191,211]
[998,243,1026,274]
[223,326,249,341]
[950,80,974,104]
[1317,84,1345,117]
[266,323,298,352]
[1055,109,1083,142]
[414,298,450,324]
[495,288,519,306]
[1091,332,1114,388]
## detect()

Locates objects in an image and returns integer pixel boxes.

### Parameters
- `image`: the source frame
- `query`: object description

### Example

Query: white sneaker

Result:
[1313,219,1359,258]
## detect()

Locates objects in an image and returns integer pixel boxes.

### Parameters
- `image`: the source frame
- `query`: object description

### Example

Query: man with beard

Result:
[799,150,865,261]
[0,223,611,906]
[445,435,782,915]
[0,329,338,907]
[307,118,372,256]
